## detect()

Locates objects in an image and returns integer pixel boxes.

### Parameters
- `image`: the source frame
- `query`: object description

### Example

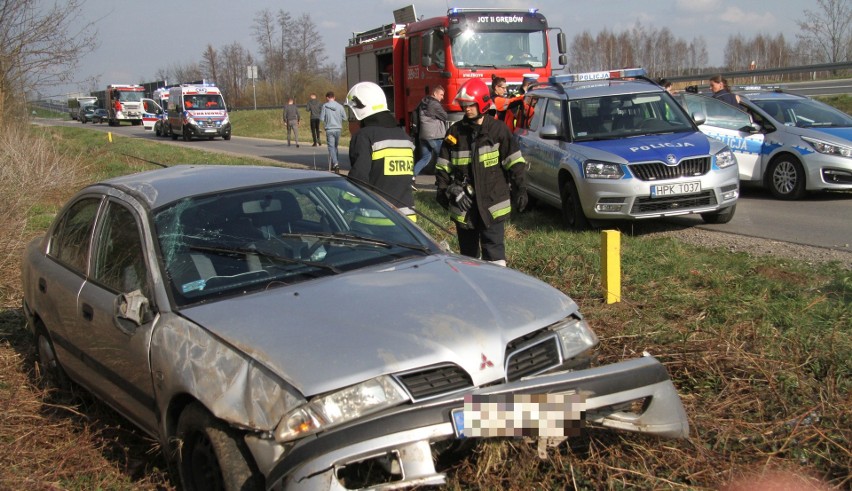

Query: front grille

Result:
[506,335,561,382]
[395,364,472,401]
[629,157,710,181]
[632,190,717,213]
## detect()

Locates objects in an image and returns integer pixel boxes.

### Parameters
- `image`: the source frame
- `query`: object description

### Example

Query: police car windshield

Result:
[570,92,694,141]
[753,98,852,128]
[451,30,546,68]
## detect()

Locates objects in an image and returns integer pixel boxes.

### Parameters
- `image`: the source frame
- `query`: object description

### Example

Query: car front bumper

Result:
[189,122,231,138]
[800,153,852,191]
[264,355,689,491]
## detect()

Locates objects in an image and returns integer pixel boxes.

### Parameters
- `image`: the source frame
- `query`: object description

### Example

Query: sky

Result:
[52,0,809,98]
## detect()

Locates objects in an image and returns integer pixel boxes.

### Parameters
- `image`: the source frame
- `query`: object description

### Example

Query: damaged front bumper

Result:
[265,355,689,490]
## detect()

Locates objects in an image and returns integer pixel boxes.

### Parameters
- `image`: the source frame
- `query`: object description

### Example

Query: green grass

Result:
[3,124,850,489]
[229,108,352,146]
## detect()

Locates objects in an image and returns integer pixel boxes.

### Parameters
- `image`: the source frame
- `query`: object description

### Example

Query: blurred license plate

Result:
[651,181,700,197]
[204,129,216,133]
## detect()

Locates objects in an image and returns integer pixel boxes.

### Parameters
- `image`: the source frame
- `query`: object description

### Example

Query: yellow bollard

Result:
[601,230,621,304]
[108,132,113,143]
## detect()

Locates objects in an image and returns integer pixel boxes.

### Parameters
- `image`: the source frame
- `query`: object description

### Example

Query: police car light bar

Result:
[550,68,647,84]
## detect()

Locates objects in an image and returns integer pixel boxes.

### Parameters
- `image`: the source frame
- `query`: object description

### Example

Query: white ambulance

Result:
[167,83,231,141]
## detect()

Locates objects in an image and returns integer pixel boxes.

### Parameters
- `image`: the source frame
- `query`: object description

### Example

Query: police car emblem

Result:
[665,154,677,165]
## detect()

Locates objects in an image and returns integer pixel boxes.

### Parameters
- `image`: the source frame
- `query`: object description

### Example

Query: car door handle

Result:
[38,277,47,293]
[81,303,94,322]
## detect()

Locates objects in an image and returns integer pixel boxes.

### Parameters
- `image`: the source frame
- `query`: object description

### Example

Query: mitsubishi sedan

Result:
[21,165,688,490]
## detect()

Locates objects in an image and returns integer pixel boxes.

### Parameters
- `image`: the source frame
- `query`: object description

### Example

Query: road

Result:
[44,119,852,253]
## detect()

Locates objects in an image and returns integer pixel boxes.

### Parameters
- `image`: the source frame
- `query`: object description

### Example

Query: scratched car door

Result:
[76,198,159,435]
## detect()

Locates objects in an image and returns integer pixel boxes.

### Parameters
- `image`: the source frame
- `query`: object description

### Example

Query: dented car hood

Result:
[178,255,577,396]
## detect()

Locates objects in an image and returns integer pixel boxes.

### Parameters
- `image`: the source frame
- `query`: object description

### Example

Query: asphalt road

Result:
[45,118,852,253]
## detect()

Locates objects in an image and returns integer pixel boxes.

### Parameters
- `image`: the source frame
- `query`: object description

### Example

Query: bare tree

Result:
[202,44,220,85]
[0,0,96,123]
[796,0,852,63]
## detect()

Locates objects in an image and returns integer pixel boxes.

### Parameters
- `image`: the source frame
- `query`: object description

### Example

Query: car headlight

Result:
[802,136,852,157]
[274,375,408,443]
[714,148,737,169]
[551,315,599,360]
[584,160,624,179]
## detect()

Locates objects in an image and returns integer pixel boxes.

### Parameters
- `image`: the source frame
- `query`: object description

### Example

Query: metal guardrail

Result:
[664,61,852,83]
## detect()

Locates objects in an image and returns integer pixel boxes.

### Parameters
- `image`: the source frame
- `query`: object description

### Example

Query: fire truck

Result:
[105,84,145,126]
[345,6,566,136]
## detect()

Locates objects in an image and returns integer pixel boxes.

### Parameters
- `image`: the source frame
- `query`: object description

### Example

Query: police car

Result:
[516,68,739,230]
[677,88,852,200]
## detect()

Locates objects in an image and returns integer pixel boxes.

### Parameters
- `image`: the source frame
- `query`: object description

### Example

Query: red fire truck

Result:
[345,6,566,136]
[105,84,145,126]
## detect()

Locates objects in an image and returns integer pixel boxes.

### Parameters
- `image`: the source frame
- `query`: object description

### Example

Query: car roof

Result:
[98,165,334,209]
[738,90,807,102]
[529,78,663,100]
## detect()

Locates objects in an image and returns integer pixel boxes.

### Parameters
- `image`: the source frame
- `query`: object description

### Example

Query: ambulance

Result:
[166,83,231,141]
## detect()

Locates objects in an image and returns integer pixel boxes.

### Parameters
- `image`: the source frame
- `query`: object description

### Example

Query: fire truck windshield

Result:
[118,91,144,103]
[451,30,546,69]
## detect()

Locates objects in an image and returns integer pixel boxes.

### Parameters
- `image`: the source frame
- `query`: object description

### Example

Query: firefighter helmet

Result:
[345,82,388,120]
[454,78,494,114]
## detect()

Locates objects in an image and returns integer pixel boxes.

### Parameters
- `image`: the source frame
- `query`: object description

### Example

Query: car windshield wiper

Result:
[280,232,431,254]
[187,244,341,274]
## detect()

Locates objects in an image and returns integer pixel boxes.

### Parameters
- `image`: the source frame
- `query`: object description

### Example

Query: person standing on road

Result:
[306,93,322,146]
[283,97,301,147]
[435,78,528,267]
[709,75,740,107]
[320,91,346,171]
[346,82,416,221]
[413,85,447,178]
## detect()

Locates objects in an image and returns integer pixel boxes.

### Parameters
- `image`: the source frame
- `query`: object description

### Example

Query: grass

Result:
[229,107,352,146]
[815,94,852,114]
[0,125,849,489]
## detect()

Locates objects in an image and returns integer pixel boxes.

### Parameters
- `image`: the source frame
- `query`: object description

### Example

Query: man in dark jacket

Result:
[346,82,416,221]
[435,78,527,267]
[414,85,447,177]
[306,93,322,146]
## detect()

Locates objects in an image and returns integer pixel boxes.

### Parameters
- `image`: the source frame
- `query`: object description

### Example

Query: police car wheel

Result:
[701,204,736,224]
[560,179,590,231]
[767,155,806,200]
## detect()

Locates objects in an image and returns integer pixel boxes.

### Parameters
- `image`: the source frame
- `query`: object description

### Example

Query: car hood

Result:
[179,255,578,396]
[573,131,714,164]
[797,126,852,143]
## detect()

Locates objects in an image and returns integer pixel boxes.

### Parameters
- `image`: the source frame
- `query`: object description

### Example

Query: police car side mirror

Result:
[691,112,706,126]
[539,124,561,139]
[746,122,762,133]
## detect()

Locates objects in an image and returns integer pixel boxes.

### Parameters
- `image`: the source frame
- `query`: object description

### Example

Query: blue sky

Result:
[54,0,806,97]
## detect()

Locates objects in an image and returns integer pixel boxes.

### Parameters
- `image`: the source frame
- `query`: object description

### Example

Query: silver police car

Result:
[21,165,689,490]
[516,68,740,230]
[679,88,852,199]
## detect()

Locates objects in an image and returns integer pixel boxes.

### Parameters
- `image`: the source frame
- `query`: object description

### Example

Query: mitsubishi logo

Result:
[479,353,494,370]
[666,154,678,165]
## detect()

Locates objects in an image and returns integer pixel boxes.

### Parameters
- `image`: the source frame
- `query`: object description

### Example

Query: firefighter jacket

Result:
[436,115,526,228]
[348,111,416,220]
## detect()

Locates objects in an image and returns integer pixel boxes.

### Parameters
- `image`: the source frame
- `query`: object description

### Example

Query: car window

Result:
[520,96,543,131]
[542,99,563,135]
[48,197,101,274]
[92,201,149,294]
[679,93,752,131]
[755,98,852,128]
[570,92,693,141]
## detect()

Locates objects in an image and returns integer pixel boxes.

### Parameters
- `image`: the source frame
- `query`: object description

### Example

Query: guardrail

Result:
[664,61,852,83]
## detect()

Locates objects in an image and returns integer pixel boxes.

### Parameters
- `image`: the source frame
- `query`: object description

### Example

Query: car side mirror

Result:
[692,112,706,126]
[746,122,762,133]
[539,124,561,139]
[115,289,150,327]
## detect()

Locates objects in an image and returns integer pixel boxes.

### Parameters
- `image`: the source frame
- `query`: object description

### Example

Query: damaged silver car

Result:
[21,165,689,490]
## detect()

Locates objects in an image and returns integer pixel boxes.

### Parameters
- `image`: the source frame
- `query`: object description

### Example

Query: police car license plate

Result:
[651,181,701,197]
[204,129,216,133]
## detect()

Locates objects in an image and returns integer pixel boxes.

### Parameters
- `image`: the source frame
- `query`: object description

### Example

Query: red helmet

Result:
[455,79,494,114]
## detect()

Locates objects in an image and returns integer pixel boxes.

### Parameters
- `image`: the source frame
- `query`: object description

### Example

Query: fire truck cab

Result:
[345,6,566,137]
[106,84,145,126]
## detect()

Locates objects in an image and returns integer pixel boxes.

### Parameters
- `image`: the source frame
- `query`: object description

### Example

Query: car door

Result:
[678,93,765,182]
[38,196,103,381]
[76,198,159,434]
[518,96,564,205]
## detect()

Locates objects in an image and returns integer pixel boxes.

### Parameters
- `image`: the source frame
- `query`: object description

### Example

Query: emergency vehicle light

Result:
[550,68,647,84]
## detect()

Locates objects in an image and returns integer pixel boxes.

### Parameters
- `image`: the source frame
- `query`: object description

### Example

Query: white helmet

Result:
[346,82,388,120]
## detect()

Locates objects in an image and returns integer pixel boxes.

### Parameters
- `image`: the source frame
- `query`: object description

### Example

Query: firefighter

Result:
[435,78,528,267]
[346,81,417,221]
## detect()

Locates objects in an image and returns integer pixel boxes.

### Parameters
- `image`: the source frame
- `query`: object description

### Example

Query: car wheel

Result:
[223,133,231,141]
[183,127,191,142]
[35,323,69,389]
[766,155,806,200]
[171,127,178,140]
[176,403,262,491]
[560,178,590,231]
[701,204,736,224]
[155,125,161,137]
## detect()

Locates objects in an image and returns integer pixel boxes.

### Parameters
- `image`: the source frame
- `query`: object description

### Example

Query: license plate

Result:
[204,129,216,133]
[451,408,466,438]
[651,181,701,197]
